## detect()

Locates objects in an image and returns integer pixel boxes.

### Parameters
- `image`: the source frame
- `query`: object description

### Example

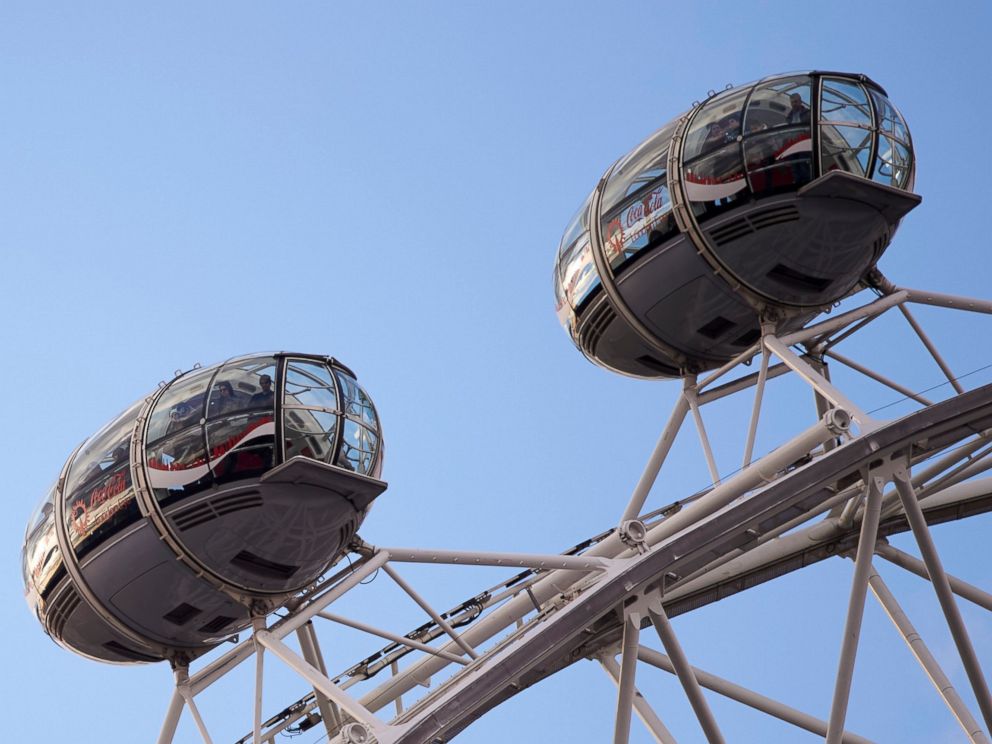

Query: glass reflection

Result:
[821,125,872,177]
[206,358,277,484]
[603,183,675,269]
[561,234,600,308]
[286,361,338,410]
[870,90,910,143]
[146,424,211,504]
[23,483,62,606]
[820,78,872,127]
[146,368,214,444]
[340,419,377,475]
[336,371,378,431]
[284,408,337,463]
[600,120,677,215]
[683,90,749,161]
[284,359,340,466]
[873,135,913,189]
[63,401,142,557]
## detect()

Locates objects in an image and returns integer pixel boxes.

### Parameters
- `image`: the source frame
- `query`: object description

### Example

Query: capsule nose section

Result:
[261,455,387,513]
[798,170,922,225]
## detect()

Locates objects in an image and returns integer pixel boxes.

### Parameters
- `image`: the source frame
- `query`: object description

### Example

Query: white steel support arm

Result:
[686,384,722,485]
[255,630,390,741]
[762,334,873,429]
[296,622,342,737]
[614,613,642,744]
[742,344,771,468]
[157,685,186,744]
[636,647,875,744]
[899,304,964,394]
[252,617,265,744]
[893,471,992,732]
[781,290,909,347]
[378,546,610,572]
[621,394,691,523]
[318,611,471,666]
[642,410,848,553]
[599,654,677,744]
[826,476,884,744]
[867,565,988,743]
[382,564,479,660]
[903,287,992,315]
[875,542,992,612]
[648,601,725,744]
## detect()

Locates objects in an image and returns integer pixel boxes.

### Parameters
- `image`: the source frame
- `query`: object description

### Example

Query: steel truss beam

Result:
[157,286,992,744]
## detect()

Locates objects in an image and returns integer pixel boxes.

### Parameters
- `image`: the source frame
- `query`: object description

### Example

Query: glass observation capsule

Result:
[554,71,920,379]
[22,353,386,665]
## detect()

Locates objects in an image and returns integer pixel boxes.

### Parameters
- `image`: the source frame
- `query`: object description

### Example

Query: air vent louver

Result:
[198,615,238,634]
[163,602,202,626]
[172,491,263,531]
[230,550,299,580]
[707,204,800,247]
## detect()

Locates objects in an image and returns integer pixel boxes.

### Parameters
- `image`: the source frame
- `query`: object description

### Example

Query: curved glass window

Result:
[869,90,913,189]
[23,483,62,610]
[600,120,678,215]
[682,89,750,221]
[557,194,601,311]
[553,267,568,326]
[743,76,813,196]
[870,90,910,145]
[340,418,378,475]
[558,197,591,262]
[63,401,142,557]
[561,233,599,307]
[145,368,214,504]
[819,78,873,177]
[336,371,380,476]
[872,135,912,189]
[683,89,749,162]
[284,359,340,465]
[205,357,277,485]
[684,143,746,208]
[603,182,675,269]
[146,368,213,444]
[336,371,378,430]
[820,78,872,127]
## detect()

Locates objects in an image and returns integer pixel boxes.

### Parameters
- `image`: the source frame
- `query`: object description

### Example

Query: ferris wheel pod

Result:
[554,71,921,380]
[22,352,387,665]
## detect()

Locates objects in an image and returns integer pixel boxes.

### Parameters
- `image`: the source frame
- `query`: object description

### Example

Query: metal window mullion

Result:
[275,356,288,464]
[864,82,879,180]
[738,81,760,195]
[200,364,224,472]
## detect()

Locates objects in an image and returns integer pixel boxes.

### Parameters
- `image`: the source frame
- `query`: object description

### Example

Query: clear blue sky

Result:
[3,2,992,742]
